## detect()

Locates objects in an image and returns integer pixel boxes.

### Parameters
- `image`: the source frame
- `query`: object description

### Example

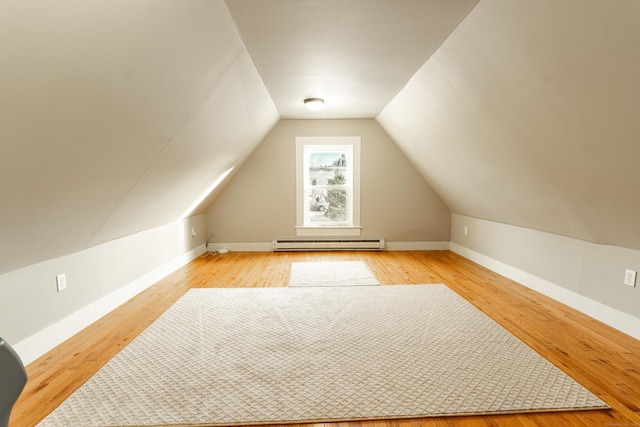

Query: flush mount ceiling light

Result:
[304,98,324,111]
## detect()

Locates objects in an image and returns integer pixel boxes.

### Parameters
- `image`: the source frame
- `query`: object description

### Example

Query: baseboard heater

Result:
[272,237,385,251]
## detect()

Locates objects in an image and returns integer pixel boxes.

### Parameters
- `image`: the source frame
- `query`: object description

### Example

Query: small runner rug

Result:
[38,285,608,426]
[289,260,380,286]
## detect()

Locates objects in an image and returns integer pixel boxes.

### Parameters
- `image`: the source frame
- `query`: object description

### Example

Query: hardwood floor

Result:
[11,250,640,426]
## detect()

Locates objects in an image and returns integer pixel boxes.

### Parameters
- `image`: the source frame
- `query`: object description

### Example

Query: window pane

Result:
[308,151,349,186]
[305,188,349,225]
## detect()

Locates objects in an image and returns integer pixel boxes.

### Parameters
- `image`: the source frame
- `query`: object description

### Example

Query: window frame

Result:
[295,136,361,237]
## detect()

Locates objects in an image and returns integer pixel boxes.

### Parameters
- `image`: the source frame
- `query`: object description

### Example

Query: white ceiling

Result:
[225,0,479,119]
[378,0,640,250]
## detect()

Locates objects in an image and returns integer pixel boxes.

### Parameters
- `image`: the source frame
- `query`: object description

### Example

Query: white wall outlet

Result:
[624,269,637,287]
[191,227,196,238]
[56,273,67,292]
[464,226,468,236]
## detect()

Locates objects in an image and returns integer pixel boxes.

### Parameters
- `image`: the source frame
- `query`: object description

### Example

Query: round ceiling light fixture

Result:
[304,97,324,111]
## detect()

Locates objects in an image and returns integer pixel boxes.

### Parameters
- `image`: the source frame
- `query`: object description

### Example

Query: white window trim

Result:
[295,136,361,237]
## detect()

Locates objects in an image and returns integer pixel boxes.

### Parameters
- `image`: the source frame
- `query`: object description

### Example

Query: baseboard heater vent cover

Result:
[272,238,385,251]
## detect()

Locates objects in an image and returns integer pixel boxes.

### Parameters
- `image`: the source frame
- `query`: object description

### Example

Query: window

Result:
[296,136,361,236]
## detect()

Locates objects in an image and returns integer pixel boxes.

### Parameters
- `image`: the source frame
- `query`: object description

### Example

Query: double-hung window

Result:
[295,136,361,236]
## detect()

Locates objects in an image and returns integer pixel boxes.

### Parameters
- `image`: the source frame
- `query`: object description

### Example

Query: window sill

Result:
[295,226,362,237]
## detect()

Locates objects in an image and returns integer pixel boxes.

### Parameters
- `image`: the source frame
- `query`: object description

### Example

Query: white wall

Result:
[206,119,451,248]
[451,214,640,340]
[0,215,207,364]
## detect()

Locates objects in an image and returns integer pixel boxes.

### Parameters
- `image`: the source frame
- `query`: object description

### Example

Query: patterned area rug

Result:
[289,260,380,286]
[38,285,608,426]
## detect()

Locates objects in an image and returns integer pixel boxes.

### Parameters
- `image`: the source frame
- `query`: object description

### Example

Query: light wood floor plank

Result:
[11,251,640,426]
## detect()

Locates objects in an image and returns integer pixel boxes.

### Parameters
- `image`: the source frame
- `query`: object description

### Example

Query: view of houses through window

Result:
[304,148,351,226]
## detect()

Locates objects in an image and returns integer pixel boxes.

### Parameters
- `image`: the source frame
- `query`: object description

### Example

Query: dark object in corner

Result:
[0,338,27,427]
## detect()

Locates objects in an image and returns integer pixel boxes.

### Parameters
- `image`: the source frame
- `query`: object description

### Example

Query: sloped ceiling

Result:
[378,0,640,251]
[3,0,639,275]
[0,0,278,274]
[226,0,479,119]
[0,0,478,275]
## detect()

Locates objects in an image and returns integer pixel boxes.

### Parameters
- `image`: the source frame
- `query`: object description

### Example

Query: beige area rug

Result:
[38,285,608,426]
[289,261,380,286]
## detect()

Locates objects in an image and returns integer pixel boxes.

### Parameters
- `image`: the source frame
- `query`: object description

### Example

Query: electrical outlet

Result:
[624,269,637,287]
[191,227,196,238]
[56,273,67,292]
[464,226,468,236]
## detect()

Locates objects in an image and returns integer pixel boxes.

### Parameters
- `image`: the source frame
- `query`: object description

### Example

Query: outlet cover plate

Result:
[56,273,67,292]
[624,269,637,287]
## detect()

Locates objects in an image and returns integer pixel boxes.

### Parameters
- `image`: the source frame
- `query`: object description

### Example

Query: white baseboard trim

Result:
[206,242,273,252]
[14,244,207,366]
[450,242,640,341]
[385,241,451,251]
[207,241,452,252]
